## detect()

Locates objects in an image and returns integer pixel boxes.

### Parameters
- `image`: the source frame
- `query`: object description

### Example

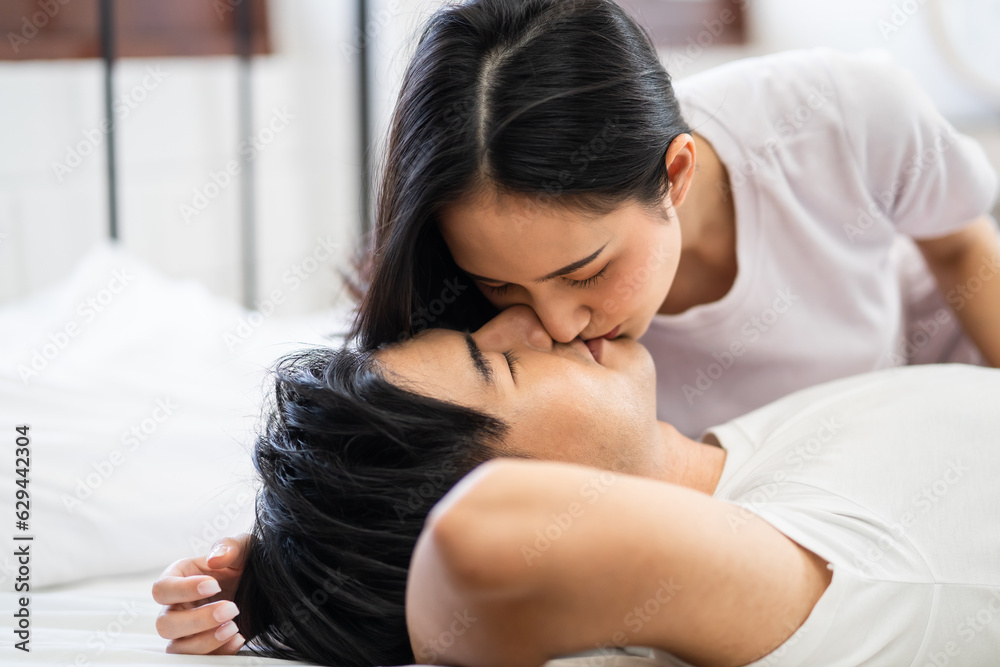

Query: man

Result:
[153,305,1000,666]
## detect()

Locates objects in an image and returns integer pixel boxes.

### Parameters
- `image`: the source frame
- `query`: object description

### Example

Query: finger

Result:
[210,630,247,655]
[205,534,250,570]
[152,575,222,606]
[164,621,244,656]
[155,600,240,641]
[155,556,202,580]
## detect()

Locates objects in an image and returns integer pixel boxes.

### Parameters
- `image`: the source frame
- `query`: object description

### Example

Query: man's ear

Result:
[664,133,697,208]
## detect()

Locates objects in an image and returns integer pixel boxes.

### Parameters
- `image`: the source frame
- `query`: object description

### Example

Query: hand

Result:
[151,534,250,654]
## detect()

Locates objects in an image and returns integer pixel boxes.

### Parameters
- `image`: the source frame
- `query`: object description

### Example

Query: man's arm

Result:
[405,459,831,667]
[915,215,1000,367]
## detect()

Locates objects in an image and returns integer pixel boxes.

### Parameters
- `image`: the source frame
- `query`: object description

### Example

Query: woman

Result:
[152,0,1000,654]
[348,0,1000,438]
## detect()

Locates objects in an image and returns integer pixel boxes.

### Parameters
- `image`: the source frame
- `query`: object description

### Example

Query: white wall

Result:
[0,0,363,314]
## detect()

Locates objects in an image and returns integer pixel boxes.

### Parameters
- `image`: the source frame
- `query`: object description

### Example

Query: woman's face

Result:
[438,190,682,344]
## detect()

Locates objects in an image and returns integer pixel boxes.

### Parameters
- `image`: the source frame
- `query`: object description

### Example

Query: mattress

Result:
[0,570,670,667]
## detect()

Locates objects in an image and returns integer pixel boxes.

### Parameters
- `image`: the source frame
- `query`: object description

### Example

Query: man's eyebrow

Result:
[463,332,493,385]
[463,242,609,285]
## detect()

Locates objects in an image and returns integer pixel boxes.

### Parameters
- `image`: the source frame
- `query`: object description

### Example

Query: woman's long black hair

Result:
[351,0,691,350]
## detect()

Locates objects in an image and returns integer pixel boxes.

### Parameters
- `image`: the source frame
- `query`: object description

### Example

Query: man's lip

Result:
[583,337,604,364]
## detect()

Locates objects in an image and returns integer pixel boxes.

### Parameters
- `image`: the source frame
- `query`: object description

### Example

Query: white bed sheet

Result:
[0,571,671,667]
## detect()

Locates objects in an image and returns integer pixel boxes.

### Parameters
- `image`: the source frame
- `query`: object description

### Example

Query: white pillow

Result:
[0,242,352,590]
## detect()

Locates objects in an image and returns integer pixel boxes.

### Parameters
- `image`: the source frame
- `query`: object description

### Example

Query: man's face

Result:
[377,306,667,477]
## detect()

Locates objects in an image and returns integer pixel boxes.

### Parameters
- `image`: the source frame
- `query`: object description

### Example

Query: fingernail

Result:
[208,544,230,560]
[197,579,222,597]
[213,601,239,623]
[214,621,240,642]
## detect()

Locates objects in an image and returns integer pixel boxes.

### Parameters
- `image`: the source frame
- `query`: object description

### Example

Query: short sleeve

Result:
[729,502,930,666]
[826,49,998,239]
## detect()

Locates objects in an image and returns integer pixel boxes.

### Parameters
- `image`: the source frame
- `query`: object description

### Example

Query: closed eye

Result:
[565,261,611,289]
[482,282,511,296]
[479,259,612,294]
[503,349,519,381]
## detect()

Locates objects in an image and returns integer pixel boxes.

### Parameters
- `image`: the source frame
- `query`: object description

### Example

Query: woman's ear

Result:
[664,133,697,208]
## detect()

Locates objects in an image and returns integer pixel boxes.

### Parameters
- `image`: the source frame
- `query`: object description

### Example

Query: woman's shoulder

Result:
[674,47,899,93]
[673,47,910,125]
[671,49,845,150]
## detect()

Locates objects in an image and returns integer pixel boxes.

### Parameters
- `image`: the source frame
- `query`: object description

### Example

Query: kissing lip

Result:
[583,337,605,364]
[582,324,622,343]
[586,325,620,342]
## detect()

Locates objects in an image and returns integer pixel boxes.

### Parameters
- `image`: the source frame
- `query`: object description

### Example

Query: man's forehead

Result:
[377,328,488,404]
[379,328,462,370]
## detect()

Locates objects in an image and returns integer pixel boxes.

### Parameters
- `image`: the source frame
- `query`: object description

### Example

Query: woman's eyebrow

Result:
[463,242,609,285]
[536,242,608,282]
[463,332,494,385]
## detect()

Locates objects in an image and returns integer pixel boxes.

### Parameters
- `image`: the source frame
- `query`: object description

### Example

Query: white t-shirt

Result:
[641,48,999,437]
[635,364,1000,666]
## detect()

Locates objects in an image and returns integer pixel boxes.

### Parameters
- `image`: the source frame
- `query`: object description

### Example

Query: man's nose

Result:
[478,305,553,352]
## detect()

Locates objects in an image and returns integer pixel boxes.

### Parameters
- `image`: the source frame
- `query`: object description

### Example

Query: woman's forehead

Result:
[442,188,613,226]
[441,196,618,275]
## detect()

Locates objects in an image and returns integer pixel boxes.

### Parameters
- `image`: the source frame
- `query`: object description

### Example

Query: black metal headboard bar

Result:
[236,0,257,308]
[99,0,118,241]
[358,0,372,237]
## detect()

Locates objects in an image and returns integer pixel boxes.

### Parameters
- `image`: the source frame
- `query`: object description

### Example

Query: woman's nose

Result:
[532,300,590,344]
[477,305,553,352]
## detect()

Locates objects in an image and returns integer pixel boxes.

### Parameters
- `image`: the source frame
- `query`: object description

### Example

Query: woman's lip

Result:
[583,337,604,364]
[583,324,620,343]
